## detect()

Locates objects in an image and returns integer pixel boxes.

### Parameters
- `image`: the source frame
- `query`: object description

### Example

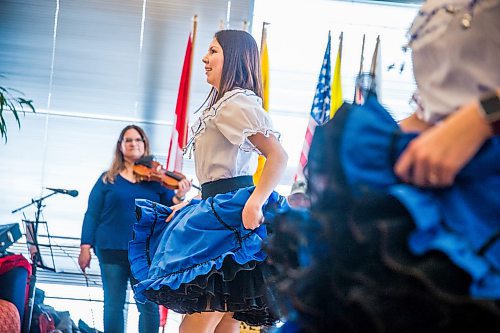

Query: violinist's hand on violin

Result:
[176,178,192,197]
[166,201,190,222]
[78,245,92,272]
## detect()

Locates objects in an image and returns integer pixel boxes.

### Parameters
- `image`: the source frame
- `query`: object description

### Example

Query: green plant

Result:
[0,75,36,143]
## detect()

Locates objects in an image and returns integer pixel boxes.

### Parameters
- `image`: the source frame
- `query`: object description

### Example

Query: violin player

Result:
[78,124,191,333]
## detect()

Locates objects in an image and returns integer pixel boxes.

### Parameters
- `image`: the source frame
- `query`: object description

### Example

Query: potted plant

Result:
[0,74,36,143]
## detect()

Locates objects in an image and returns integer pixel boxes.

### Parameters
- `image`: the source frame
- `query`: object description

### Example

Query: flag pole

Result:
[359,34,365,75]
[188,14,198,92]
[338,31,343,60]
[191,15,198,49]
[369,35,380,96]
[370,35,380,77]
[261,22,269,53]
[353,34,366,102]
[188,15,198,88]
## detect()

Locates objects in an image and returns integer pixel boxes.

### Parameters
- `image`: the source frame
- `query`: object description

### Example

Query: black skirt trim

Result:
[143,256,280,327]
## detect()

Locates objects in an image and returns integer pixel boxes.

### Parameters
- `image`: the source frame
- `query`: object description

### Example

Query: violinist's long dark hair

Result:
[206,30,263,109]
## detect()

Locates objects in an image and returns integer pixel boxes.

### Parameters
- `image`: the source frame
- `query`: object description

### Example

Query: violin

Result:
[133,156,200,190]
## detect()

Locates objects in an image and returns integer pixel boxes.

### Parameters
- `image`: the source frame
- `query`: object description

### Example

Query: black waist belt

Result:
[201,176,254,199]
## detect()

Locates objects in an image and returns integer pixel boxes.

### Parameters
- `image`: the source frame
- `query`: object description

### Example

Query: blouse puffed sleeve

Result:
[213,90,281,154]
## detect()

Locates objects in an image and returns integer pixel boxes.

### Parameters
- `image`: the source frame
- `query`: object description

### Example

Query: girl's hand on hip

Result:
[395,100,492,187]
[242,199,264,230]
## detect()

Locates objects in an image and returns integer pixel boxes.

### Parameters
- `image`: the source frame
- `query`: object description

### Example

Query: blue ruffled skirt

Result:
[338,95,500,299]
[129,186,286,326]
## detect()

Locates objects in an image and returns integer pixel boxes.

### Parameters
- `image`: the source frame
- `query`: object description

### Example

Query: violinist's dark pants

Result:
[95,249,159,333]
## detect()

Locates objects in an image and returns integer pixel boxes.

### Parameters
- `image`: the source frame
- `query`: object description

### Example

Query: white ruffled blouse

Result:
[409,0,500,123]
[188,88,280,185]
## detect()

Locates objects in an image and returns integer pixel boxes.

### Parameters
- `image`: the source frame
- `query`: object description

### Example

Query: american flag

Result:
[295,32,332,180]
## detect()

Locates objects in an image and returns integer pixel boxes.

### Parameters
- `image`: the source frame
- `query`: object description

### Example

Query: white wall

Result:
[251,0,419,177]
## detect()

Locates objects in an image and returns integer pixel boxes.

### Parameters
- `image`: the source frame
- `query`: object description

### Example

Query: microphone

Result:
[46,187,79,197]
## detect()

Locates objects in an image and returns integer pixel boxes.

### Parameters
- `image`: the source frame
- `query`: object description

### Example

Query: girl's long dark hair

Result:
[206,30,263,109]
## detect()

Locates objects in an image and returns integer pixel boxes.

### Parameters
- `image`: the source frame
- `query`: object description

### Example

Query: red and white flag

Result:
[166,33,193,172]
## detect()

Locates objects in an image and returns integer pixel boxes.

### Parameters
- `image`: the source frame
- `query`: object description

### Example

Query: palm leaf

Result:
[0,80,36,143]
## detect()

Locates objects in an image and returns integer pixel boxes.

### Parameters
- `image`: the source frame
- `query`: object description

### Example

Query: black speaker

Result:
[0,223,22,253]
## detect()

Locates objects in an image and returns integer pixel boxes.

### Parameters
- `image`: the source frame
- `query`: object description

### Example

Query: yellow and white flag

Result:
[253,23,270,185]
[330,32,343,119]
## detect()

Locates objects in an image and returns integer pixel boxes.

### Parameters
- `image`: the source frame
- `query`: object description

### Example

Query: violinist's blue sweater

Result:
[81,173,174,250]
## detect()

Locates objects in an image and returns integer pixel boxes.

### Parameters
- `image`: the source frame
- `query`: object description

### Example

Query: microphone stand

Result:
[11,191,58,215]
[12,191,59,333]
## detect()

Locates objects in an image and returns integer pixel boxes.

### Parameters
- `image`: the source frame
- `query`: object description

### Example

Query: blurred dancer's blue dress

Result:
[129,88,285,326]
[270,1,500,331]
